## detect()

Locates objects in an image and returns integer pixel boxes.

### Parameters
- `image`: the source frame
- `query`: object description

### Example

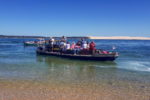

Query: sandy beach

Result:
[88,36,150,40]
[0,79,150,100]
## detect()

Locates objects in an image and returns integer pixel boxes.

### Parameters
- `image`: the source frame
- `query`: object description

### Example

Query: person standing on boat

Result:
[71,42,77,55]
[49,37,55,51]
[76,38,83,46]
[87,41,90,49]
[66,42,71,50]
[71,42,75,49]
[61,36,67,42]
[82,41,88,49]
[60,40,66,53]
[59,36,67,53]
[76,41,81,47]
[89,41,96,55]
[81,41,88,55]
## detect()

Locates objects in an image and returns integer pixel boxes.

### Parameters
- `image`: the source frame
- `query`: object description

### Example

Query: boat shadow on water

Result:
[36,55,117,68]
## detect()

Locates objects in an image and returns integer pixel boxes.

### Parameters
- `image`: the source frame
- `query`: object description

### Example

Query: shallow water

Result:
[0,38,150,100]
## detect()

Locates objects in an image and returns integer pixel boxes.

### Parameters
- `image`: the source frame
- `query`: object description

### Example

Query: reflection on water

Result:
[35,55,150,87]
[36,55,117,81]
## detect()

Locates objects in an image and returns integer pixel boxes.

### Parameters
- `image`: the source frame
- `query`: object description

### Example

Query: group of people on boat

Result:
[60,38,96,55]
[38,36,102,55]
[36,36,118,61]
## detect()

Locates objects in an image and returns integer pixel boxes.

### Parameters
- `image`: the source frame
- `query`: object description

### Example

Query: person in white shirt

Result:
[59,41,66,53]
[66,42,70,50]
[50,37,55,45]
[82,41,87,49]
[48,37,55,51]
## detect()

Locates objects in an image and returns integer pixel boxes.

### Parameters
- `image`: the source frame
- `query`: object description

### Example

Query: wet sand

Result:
[0,80,149,100]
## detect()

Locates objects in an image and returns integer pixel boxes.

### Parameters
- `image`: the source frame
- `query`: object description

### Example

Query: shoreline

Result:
[88,36,150,40]
[0,35,150,40]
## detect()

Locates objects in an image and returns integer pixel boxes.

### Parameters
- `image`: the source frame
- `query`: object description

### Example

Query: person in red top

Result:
[89,41,96,54]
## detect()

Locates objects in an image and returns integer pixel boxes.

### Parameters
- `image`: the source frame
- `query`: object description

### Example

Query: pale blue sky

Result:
[0,0,150,37]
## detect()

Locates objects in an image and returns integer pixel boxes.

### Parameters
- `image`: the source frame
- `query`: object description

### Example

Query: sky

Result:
[0,0,150,37]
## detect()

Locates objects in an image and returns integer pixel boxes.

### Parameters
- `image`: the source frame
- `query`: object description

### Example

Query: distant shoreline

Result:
[0,35,88,39]
[0,35,150,40]
[88,36,150,40]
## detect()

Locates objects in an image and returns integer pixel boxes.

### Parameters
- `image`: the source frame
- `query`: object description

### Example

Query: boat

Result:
[36,48,119,61]
[24,38,45,46]
[24,41,39,46]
